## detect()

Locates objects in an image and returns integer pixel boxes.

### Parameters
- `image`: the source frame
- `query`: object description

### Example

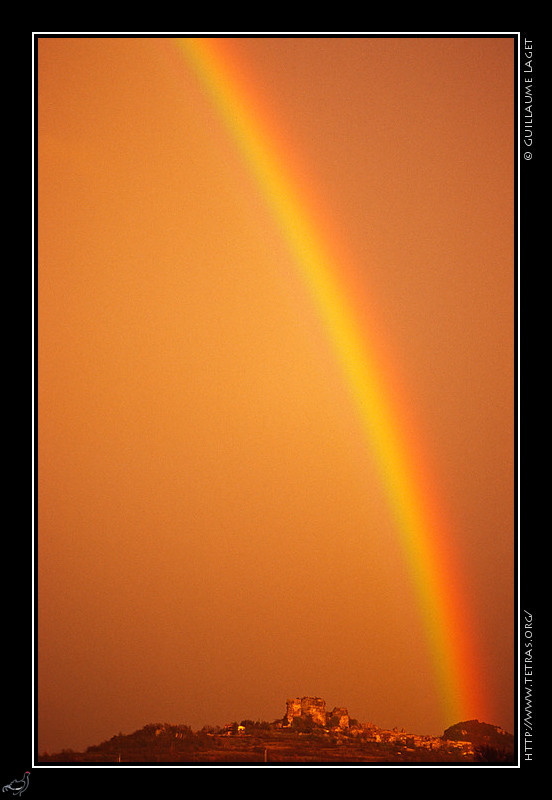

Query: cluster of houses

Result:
[219,697,474,755]
[360,726,473,755]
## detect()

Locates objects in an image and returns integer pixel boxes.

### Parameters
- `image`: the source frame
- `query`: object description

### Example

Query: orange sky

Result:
[37,35,515,755]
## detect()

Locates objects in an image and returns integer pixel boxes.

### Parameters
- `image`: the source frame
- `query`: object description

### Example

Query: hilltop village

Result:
[38,697,516,764]
[219,696,488,756]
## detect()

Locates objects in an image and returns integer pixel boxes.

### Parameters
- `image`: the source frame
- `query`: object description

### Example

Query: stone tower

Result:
[285,696,327,726]
[328,707,350,729]
[285,698,303,726]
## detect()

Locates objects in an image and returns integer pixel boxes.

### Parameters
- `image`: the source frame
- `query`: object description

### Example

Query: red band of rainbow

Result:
[176,36,490,726]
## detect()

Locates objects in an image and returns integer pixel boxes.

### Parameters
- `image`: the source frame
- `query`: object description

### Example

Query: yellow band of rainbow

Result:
[176,36,490,726]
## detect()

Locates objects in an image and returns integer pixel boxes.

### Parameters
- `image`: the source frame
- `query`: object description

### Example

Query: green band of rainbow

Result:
[176,36,489,726]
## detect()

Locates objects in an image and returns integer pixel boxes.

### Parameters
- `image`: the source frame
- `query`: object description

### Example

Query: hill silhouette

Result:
[443,719,514,750]
[37,710,516,765]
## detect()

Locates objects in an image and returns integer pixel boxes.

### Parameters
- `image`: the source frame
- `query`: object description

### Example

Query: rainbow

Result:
[175,36,489,726]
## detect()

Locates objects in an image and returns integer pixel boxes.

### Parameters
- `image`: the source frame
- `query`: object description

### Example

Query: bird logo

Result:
[2,773,30,797]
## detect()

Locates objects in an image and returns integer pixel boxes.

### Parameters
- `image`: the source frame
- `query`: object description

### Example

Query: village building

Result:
[284,697,349,729]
